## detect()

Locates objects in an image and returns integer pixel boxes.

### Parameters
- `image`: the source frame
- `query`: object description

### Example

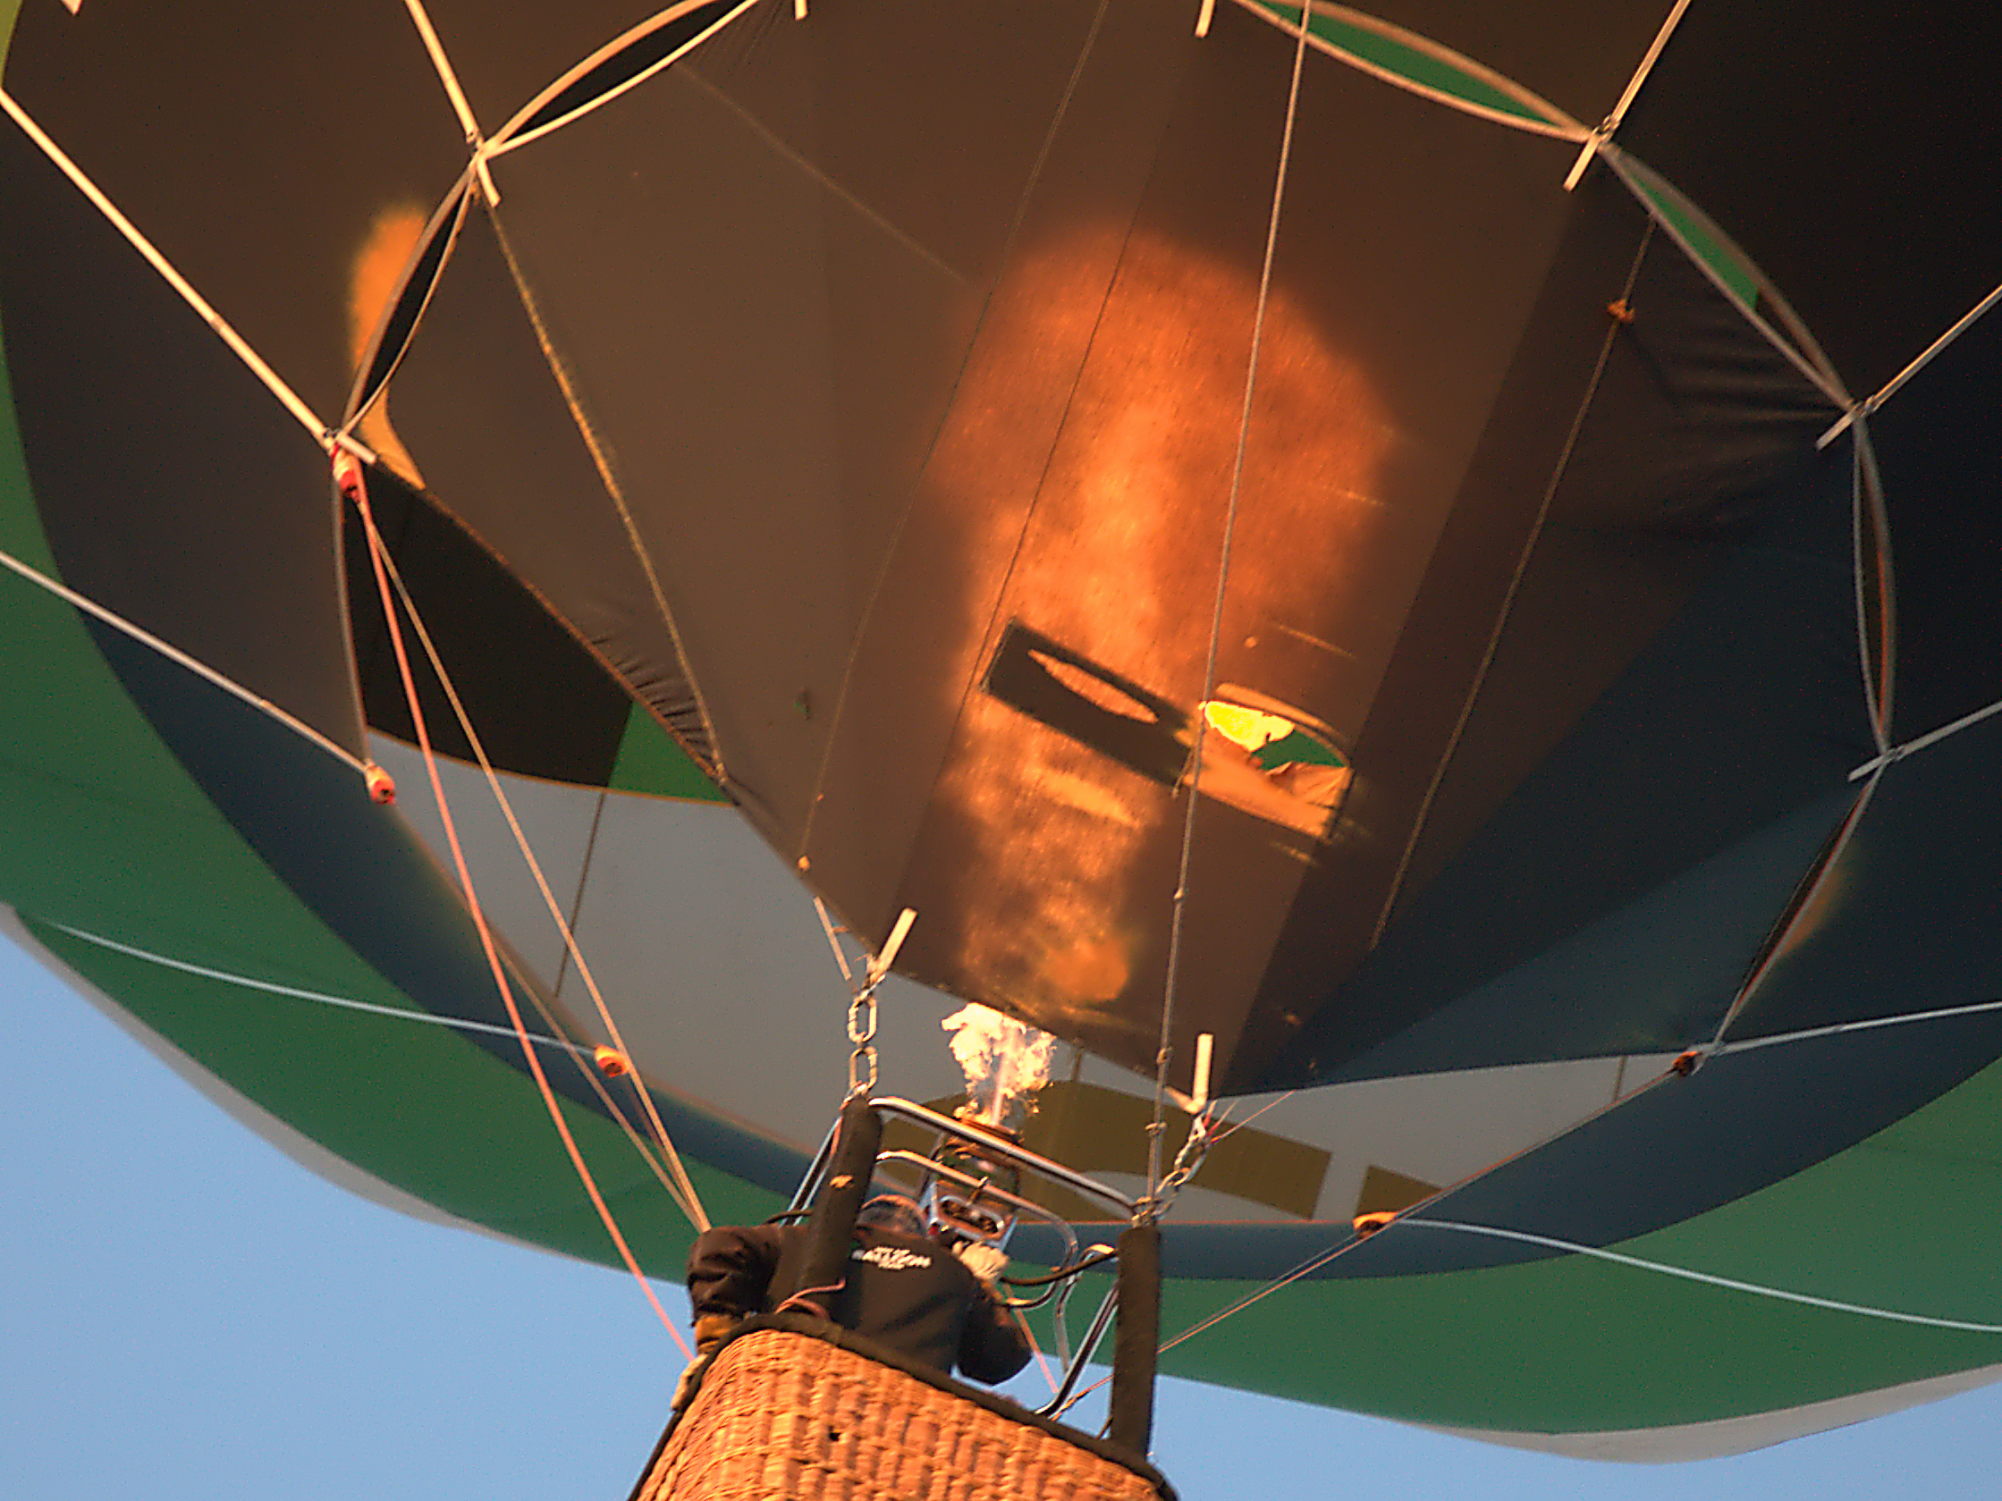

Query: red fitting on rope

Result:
[1671,1048,1703,1078]
[593,1045,631,1078]
[1352,1211,1396,1238]
[363,761,397,805]
[331,446,366,504]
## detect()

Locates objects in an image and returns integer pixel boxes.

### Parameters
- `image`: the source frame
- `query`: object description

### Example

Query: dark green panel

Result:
[29,915,772,1266]
[1301,0,1671,124]
[1158,1050,2002,1431]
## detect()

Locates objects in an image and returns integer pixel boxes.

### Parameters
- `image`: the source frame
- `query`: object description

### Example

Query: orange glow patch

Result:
[346,202,430,486]
[922,224,1398,1035]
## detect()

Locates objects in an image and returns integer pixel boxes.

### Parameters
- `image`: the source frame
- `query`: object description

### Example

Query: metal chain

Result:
[846,985,879,1097]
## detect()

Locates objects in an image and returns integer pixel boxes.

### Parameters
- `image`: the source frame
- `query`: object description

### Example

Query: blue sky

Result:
[8,933,2001,1501]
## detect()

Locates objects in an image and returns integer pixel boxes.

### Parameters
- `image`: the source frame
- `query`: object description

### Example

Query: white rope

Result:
[1407,1219,2002,1334]
[398,0,500,206]
[0,541,369,779]
[0,89,327,444]
[401,0,484,145]
[1718,996,2002,1058]
[673,67,962,283]
[43,918,589,1054]
[1852,694,2002,781]
[1820,277,2002,450]
[1368,225,1653,948]
[1701,767,1883,1057]
[372,536,711,1229]
[792,0,1110,864]
[347,483,710,1236]
[1150,0,1312,1201]
[1563,0,1694,190]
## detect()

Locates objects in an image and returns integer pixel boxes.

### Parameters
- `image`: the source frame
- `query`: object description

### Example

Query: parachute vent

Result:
[347,189,469,428]
[509,1,741,140]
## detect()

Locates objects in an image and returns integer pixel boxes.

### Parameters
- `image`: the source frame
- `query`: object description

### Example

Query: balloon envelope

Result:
[4,0,2002,1459]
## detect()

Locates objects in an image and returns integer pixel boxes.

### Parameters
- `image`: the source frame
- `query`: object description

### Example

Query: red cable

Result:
[337,451,692,1360]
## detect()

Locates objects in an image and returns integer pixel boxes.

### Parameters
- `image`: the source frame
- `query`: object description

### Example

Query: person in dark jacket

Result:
[682,1195,1030,1387]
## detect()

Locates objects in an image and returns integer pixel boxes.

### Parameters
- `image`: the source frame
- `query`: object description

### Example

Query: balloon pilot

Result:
[677,1183,1030,1409]
[643,913,1172,1500]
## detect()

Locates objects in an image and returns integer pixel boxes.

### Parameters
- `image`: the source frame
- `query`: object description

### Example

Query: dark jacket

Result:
[686,1222,1031,1384]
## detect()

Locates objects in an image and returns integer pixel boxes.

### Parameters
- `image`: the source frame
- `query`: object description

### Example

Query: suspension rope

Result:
[1368,222,1654,949]
[1127,1060,1685,1366]
[371,533,709,1230]
[369,543,705,1229]
[1123,971,2002,1360]
[1818,275,2002,450]
[43,919,582,1053]
[1405,1220,2002,1334]
[1849,691,2002,781]
[0,541,368,780]
[1063,1186,2002,1409]
[341,453,692,1356]
[0,88,328,444]
[1018,1309,1063,1396]
[1562,0,1694,190]
[1149,0,1314,1207]
[1207,1088,1298,1144]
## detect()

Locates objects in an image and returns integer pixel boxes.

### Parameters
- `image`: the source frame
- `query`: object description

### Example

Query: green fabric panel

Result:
[610,700,728,802]
[1258,2,1558,126]
[0,0,21,73]
[27,914,772,1263]
[1155,1051,2002,1431]
[1633,175,1762,311]
[1253,727,1344,770]
[0,340,300,964]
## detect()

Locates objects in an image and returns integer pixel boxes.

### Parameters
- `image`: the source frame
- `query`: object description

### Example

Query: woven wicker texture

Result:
[637,1330,1165,1501]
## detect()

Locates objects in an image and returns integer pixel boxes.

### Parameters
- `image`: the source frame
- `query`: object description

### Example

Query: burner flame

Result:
[942,1003,1057,1128]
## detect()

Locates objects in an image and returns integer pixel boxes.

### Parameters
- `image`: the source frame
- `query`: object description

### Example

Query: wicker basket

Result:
[631,1319,1173,1501]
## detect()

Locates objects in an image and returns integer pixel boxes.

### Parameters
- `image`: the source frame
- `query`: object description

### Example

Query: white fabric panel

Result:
[556,786,969,1151]
[1073,1050,1658,1222]
[370,734,601,991]
[368,743,1676,1227]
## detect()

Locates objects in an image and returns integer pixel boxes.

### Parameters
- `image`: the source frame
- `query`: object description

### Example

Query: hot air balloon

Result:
[6,0,2002,1473]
